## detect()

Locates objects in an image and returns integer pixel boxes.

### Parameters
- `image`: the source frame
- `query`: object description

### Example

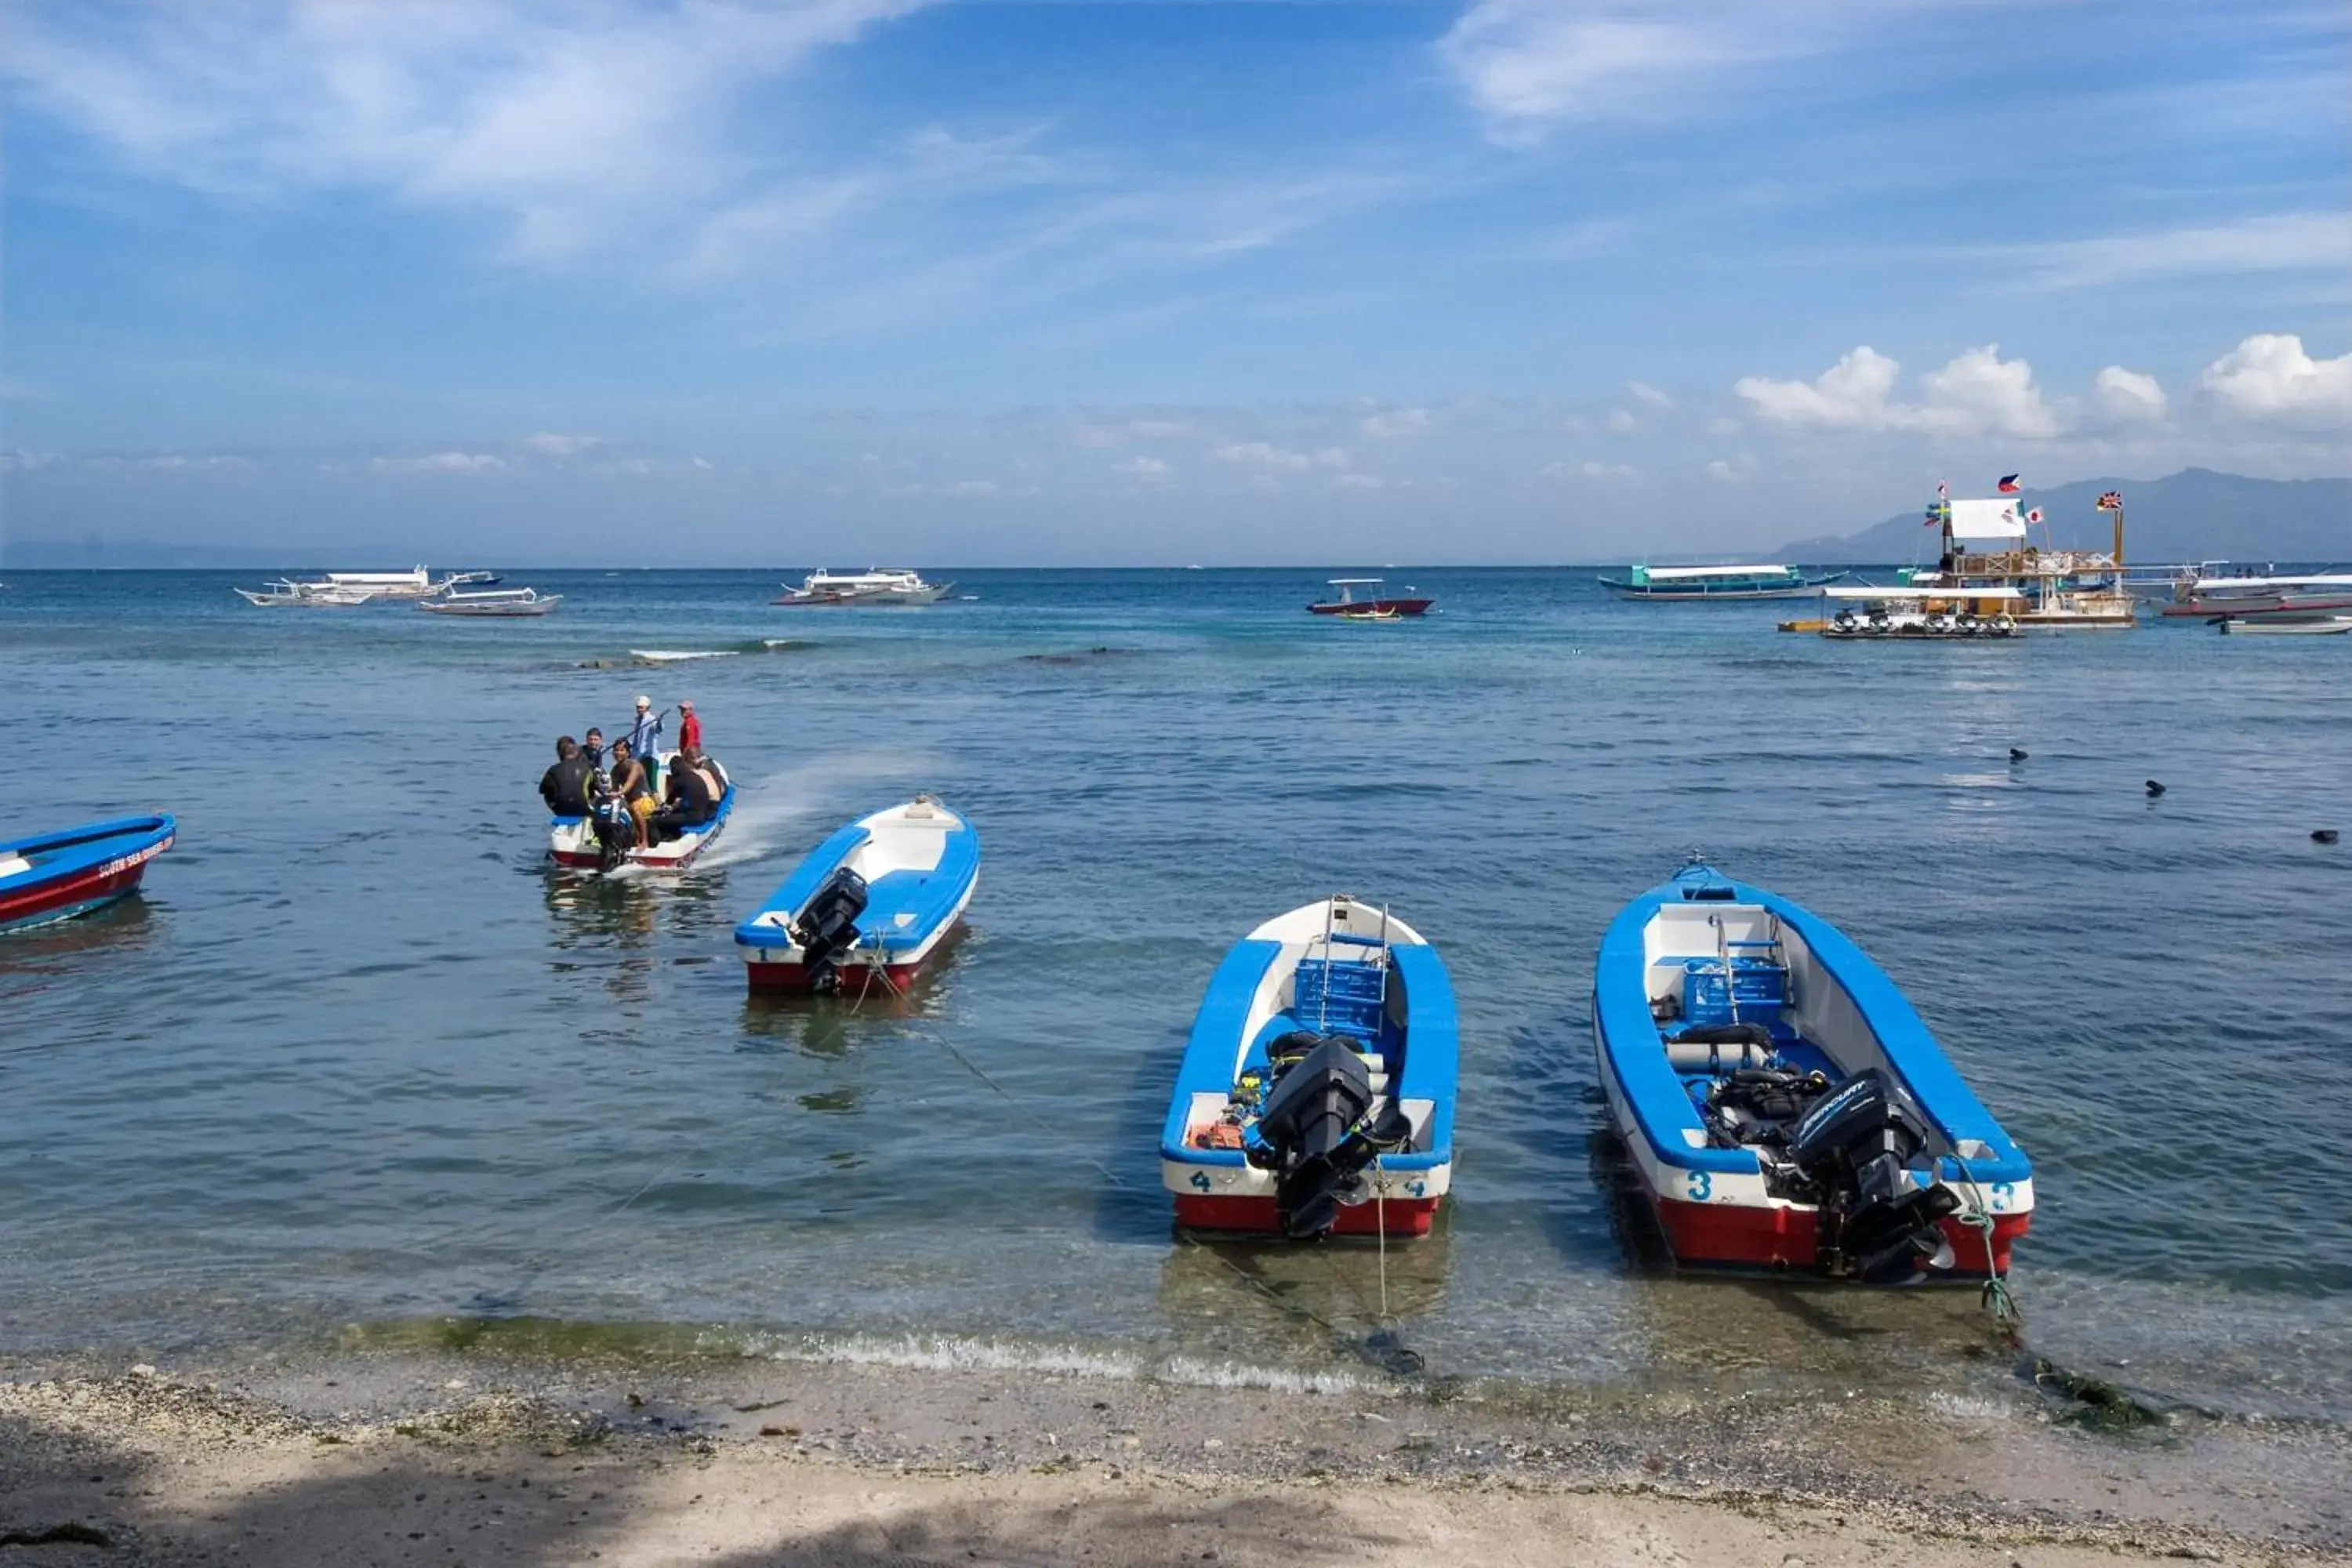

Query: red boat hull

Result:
[1308,597,1434,617]
[744,954,932,996]
[0,852,165,933]
[1174,1192,1441,1238]
[1643,1186,2028,1277]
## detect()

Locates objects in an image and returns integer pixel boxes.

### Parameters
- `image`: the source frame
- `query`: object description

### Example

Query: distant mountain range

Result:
[1777,468,2350,564]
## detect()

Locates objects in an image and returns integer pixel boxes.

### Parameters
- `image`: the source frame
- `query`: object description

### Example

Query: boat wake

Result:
[622,640,812,665]
[694,749,948,874]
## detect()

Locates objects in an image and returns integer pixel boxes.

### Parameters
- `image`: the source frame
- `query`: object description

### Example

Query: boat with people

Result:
[547,750,732,872]
[1306,579,1434,617]
[1,815,176,935]
[1903,488,2136,628]
[416,586,561,617]
[1814,584,2022,639]
[733,797,980,995]
[773,568,953,607]
[1601,563,1846,601]
[1160,895,1457,1240]
[1592,861,2031,1282]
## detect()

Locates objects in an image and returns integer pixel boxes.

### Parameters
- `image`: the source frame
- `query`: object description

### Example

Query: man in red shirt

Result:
[677,700,702,753]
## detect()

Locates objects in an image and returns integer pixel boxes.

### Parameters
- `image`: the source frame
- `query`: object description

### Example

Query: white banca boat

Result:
[2219,614,2352,636]
[734,797,979,996]
[417,587,561,617]
[234,579,375,607]
[1817,584,2021,639]
[2161,573,2352,621]
[1160,896,1458,1240]
[548,753,732,872]
[1593,862,2031,1282]
[234,567,493,606]
[1601,563,1846,601]
[773,568,953,607]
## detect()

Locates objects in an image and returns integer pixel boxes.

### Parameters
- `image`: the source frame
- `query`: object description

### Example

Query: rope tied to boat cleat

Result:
[1948,1150,2019,1326]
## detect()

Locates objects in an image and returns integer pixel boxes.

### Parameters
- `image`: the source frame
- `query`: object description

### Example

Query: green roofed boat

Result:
[1601,564,1847,601]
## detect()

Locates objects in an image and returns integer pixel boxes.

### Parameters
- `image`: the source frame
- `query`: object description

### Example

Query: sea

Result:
[2,568,2347,1425]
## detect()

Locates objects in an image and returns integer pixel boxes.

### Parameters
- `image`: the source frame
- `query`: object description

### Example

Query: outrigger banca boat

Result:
[733,797,979,995]
[1,815,176,935]
[547,755,733,872]
[1593,862,2031,1282]
[1161,896,1457,1240]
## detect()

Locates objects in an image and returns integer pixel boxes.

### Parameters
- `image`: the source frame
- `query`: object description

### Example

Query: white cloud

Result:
[2199,333,2352,424]
[1734,343,2060,439]
[1360,407,1432,439]
[371,452,505,474]
[2093,366,2168,423]
[2000,213,2352,291]
[3,1,927,263]
[1627,380,1673,408]
[1606,408,1639,434]
[524,432,601,456]
[939,478,999,497]
[1214,441,1349,471]
[1334,473,1386,490]
[1113,455,1172,481]
[1575,459,1635,478]
[1705,457,1751,482]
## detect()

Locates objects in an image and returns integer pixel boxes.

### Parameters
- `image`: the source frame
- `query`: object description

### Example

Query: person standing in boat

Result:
[677,699,702,754]
[537,736,596,817]
[626,696,662,789]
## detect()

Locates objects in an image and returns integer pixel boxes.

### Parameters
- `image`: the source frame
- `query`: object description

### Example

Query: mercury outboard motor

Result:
[790,867,869,994]
[1784,1068,1960,1281]
[1246,1033,1410,1239]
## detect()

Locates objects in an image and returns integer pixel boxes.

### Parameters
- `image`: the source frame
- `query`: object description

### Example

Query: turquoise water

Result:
[2,568,2347,1419]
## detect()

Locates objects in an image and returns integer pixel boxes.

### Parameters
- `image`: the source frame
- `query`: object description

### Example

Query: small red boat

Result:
[1307,578,1433,618]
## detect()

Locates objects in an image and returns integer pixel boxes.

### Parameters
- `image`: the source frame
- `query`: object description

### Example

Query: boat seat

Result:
[1292,957,1387,1041]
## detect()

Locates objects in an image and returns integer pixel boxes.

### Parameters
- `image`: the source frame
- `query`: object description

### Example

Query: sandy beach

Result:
[5,1347,2347,1567]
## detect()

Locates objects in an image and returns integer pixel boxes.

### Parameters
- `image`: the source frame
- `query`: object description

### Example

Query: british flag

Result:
[2096,490,2125,510]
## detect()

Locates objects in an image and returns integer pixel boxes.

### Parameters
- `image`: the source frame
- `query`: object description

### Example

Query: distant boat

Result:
[2219,614,2352,636]
[2161,573,2352,620]
[234,567,492,605]
[733,797,979,996]
[1306,579,1433,617]
[234,579,374,607]
[417,587,561,617]
[774,568,952,607]
[1601,564,1846,601]
[1160,895,1457,1240]
[1,815,176,935]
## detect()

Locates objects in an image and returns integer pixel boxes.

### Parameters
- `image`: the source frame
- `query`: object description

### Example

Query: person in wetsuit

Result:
[538,736,597,816]
[648,744,718,840]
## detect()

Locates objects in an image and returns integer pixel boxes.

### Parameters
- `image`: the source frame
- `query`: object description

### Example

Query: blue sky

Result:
[2,0,2346,563]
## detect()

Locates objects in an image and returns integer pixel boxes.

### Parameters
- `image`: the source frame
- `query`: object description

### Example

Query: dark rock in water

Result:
[2009,747,2028,763]
[2145,780,2165,797]
[2317,829,2341,845]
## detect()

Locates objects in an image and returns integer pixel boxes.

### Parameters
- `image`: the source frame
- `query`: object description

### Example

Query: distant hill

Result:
[1777,469,2351,564]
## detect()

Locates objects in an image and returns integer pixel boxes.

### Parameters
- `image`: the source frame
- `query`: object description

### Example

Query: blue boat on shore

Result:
[1160,895,1457,1240]
[1,815,176,935]
[734,796,978,996]
[1592,861,2031,1282]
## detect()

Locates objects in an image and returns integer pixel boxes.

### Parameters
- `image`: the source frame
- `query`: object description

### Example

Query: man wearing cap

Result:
[626,697,662,790]
[677,700,702,754]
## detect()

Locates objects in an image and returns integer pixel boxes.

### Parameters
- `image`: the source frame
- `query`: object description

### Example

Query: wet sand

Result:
[4,1348,2347,1566]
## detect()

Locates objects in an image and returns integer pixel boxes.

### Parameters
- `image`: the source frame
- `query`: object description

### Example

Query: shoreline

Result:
[5,1344,2347,1565]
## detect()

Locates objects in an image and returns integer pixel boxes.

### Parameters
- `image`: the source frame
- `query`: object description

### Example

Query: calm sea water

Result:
[3,568,2347,1421]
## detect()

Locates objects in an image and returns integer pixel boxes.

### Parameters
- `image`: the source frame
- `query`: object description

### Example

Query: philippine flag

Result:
[1998,474,2022,493]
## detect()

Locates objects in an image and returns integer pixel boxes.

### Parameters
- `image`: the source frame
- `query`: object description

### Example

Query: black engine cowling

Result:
[1247,1032,1406,1239]
[1784,1067,1961,1280]
[791,867,869,994]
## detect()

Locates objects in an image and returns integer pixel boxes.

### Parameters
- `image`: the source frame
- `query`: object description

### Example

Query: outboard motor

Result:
[790,867,869,994]
[1784,1068,1961,1281]
[1247,1032,1407,1239]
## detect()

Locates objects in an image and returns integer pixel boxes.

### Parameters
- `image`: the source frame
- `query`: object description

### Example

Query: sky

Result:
[1,0,2347,564]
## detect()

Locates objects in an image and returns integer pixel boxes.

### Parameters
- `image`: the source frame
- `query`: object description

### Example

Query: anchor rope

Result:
[1947,1148,2019,1325]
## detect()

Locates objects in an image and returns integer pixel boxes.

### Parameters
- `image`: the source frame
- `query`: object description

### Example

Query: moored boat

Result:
[1,815,176,935]
[734,797,980,995]
[2160,574,2352,620]
[548,754,732,871]
[773,568,953,606]
[2219,614,2352,636]
[417,587,562,617]
[1592,862,2031,1281]
[1161,896,1457,1240]
[1307,579,1433,617]
[1817,584,2021,639]
[1601,563,1846,601]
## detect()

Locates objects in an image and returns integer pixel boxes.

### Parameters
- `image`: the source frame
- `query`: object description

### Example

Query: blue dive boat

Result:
[1,815,176,935]
[1160,895,1457,1239]
[734,796,978,995]
[1592,862,2031,1281]
[1601,563,1846,600]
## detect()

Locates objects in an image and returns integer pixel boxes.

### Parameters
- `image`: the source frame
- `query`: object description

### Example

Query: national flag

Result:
[1997,474,2021,493]
[1922,508,1940,527]
[2026,507,2044,525]
[2096,490,2125,510]
[1936,479,1948,501]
